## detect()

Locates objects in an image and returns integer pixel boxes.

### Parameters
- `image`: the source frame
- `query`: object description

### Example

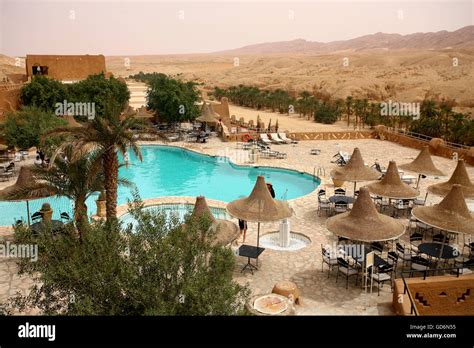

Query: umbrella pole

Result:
[26,201,31,226]
[256,222,261,267]
[416,174,421,190]
[353,182,357,197]
[437,231,448,273]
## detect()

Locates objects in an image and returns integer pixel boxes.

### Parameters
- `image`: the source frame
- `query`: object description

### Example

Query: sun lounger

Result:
[259,133,273,145]
[278,133,296,144]
[269,133,285,144]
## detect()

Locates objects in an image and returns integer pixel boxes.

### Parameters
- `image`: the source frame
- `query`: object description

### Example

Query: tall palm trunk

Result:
[103,148,119,221]
[74,195,88,240]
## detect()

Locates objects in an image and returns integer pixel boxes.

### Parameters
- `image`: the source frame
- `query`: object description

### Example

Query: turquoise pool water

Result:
[0,145,319,226]
[120,203,229,230]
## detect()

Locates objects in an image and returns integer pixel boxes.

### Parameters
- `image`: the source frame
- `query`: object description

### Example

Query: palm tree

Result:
[46,103,143,222]
[345,96,353,127]
[10,147,131,238]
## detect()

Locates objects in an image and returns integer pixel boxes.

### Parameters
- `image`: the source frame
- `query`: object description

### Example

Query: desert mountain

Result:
[217,26,474,55]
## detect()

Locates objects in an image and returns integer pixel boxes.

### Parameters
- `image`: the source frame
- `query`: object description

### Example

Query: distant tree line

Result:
[211,85,473,145]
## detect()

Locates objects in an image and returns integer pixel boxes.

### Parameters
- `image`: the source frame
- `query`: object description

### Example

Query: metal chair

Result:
[371,264,394,295]
[321,245,338,278]
[334,188,346,196]
[336,257,360,289]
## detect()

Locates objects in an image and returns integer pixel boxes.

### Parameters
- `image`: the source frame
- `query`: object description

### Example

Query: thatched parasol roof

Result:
[326,188,405,242]
[412,184,474,235]
[427,160,474,199]
[330,147,381,182]
[226,176,292,222]
[190,196,239,247]
[364,161,418,199]
[196,103,219,123]
[399,146,444,177]
[0,166,53,201]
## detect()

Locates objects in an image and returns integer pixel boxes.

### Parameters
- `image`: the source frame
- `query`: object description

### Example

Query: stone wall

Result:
[374,126,474,165]
[0,84,22,116]
[26,55,106,81]
[288,131,376,141]
[393,274,474,315]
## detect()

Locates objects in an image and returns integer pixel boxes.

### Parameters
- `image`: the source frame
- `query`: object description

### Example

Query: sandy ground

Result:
[1,137,473,315]
[227,104,354,132]
[106,51,474,111]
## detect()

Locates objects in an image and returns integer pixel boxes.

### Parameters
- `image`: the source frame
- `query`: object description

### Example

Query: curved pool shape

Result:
[120,203,229,231]
[0,145,319,226]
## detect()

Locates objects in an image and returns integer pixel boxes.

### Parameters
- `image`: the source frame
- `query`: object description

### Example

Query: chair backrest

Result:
[31,211,43,222]
[388,251,398,262]
[378,264,393,274]
[318,189,326,196]
[396,242,405,253]
[371,242,383,252]
[337,257,349,268]
[278,133,287,140]
[334,188,346,195]
[335,200,347,208]
[411,256,429,266]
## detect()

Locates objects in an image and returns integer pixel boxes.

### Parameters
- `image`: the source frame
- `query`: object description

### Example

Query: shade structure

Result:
[226,176,293,257]
[399,146,445,177]
[427,160,474,199]
[226,176,292,223]
[326,188,405,242]
[364,161,418,199]
[190,196,240,247]
[399,146,445,189]
[412,184,474,235]
[330,147,381,194]
[196,102,219,124]
[0,166,54,225]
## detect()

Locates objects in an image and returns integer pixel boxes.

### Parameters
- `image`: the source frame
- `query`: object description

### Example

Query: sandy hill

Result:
[0,55,24,80]
[217,26,474,55]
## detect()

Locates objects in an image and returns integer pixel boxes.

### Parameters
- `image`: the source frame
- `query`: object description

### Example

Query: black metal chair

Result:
[334,188,346,196]
[370,242,384,255]
[60,212,71,222]
[371,264,394,296]
[321,245,338,278]
[396,242,414,267]
[31,211,43,223]
[334,200,348,215]
[410,256,430,277]
[336,257,360,289]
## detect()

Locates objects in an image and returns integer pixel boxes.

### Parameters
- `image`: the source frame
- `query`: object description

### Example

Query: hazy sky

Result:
[1,0,472,56]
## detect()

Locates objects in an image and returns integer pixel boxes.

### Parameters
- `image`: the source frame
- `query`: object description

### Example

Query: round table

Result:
[418,243,457,259]
[329,196,355,204]
[30,220,65,234]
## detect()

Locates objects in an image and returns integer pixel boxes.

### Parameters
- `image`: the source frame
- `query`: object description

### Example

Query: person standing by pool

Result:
[238,219,247,243]
[267,183,276,198]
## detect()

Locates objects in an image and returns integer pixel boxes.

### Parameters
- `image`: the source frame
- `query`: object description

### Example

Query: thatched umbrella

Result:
[412,184,473,261]
[326,188,405,242]
[399,146,445,189]
[190,196,240,247]
[196,102,219,124]
[427,160,474,199]
[330,147,381,195]
[412,184,473,235]
[226,176,293,261]
[0,166,54,225]
[364,161,418,199]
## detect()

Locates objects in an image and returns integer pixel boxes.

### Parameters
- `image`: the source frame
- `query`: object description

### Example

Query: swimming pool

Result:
[0,145,319,226]
[120,203,229,231]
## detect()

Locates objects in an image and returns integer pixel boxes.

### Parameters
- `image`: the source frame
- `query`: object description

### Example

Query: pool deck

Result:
[1,137,473,315]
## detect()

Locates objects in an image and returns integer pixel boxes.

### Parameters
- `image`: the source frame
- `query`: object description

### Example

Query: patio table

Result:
[329,196,355,204]
[238,244,265,274]
[418,242,457,260]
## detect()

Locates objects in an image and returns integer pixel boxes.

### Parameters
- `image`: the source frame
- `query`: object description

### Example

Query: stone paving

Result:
[0,137,472,315]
